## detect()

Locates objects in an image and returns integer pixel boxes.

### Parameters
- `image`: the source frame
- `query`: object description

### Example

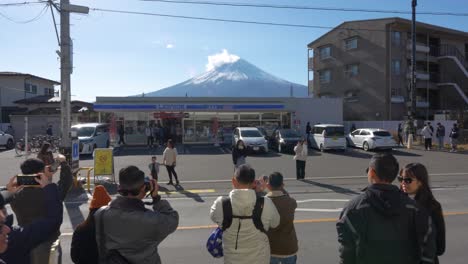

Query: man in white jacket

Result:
[421,123,433,151]
[210,164,280,264]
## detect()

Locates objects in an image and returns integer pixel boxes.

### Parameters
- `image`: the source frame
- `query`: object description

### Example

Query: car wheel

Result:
[278,144,282,153]
[363,142,370,151]
[6,139,14,150]
[320,144,324,152]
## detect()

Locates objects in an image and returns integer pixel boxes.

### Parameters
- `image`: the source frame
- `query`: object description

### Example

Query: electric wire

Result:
[0,2,49,24]
[141,0,468,17]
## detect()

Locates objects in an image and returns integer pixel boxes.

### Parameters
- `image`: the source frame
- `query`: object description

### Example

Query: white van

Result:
[310,124,346,152]
[71,123,110,154]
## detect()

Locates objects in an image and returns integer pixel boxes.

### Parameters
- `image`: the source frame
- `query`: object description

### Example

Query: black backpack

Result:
[220,196,266,250]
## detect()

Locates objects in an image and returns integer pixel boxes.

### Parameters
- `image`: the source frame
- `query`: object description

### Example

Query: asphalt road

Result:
[1,145,468,263]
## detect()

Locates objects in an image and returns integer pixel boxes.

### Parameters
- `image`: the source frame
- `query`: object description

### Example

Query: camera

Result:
[17,174,40,186]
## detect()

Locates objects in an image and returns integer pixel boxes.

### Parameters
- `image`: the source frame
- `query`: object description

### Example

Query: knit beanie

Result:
[90,185,112,209]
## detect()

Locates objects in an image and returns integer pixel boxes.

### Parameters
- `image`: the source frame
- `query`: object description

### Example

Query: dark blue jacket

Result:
[0,184,63,264]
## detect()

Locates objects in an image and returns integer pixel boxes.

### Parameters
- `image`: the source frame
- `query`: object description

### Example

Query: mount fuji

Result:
[144,58,308,97]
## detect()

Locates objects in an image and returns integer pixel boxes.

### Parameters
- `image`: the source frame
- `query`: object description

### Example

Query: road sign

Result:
[94,148,114,181]
[71,138,79,172]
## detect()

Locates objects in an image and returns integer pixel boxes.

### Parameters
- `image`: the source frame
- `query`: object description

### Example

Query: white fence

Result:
[344,120,457,145]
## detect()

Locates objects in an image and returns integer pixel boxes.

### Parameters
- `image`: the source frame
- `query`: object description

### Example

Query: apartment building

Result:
[307,17,468,121]
[0,72,59,122]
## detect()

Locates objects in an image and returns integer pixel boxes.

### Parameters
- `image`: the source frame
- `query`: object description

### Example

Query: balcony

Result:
[407,71,430,81]
[407,42,430,53]
[416,101,430,108]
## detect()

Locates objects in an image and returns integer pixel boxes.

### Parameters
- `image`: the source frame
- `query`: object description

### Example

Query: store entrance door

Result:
[160,117,182,144]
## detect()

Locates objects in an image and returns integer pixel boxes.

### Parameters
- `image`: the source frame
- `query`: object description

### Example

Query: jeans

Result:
[296,160,305,179]
[271,255,297,264]
[165,165,179,183]
[437,136,444,149]
[424,138,431,150]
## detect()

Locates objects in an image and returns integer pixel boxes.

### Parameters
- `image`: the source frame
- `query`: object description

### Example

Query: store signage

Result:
[94,104,285,111]
[153,112,185,118]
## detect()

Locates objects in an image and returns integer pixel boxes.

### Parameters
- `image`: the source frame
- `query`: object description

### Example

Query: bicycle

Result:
[15,138,32,156]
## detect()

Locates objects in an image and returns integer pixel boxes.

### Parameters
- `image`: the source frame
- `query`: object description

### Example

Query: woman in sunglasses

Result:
[399,163,446,264]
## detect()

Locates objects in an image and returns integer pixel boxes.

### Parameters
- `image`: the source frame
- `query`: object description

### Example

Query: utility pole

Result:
[59,1,88,154]
[409,0,417,119]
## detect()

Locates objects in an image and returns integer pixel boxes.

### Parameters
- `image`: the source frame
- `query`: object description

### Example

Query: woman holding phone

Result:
[398,163,446,264]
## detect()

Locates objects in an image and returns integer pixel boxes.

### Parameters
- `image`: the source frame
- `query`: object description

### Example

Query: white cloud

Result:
[166,44,174,49]
[205,49,240,71]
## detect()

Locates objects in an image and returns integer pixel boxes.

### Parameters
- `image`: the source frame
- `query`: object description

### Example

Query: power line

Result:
[142,0,468,17]
[91,7,391,32]
[0,2,49,24]
[0,1,48,7]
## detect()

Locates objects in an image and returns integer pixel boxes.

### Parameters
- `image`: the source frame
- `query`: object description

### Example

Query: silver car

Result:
[347,128,397,151]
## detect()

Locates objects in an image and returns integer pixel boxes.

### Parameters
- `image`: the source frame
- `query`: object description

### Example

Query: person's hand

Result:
[150,179,159,198]
[35,172,52,188]
[56,154,66,163]
[7,176,24,194]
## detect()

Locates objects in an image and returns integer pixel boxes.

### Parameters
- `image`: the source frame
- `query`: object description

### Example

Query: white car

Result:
[310,124,347,152]
[0,130,15,149]
[347,128,397,151]
[232,127,269,153]
[71,123,110,154]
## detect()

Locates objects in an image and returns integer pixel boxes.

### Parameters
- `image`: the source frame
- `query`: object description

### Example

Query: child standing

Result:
[148,156,160,180]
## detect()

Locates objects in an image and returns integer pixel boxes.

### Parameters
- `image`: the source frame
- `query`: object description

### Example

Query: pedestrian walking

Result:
[266,172,298,264]
[436,123,446,150]
[145,124,154,147]
[337,153,436,264]
[232,140,247,169]
[163,139,179,185]
[397,123,404,147]
[118,125,125,145]
[449,123,460,152]
[148,156,160,181]
[306,122,312,146]
[293,140,307,180]
[398,163,446,264]
[421,123,433,151]
[350,123,356,133]
[159,125,165,146]
[37,142,54,166]
[209,164,280,264]
[46,125,53,136]
[428,122,434,149]
[70,186,112,264]
[152,125,160,147]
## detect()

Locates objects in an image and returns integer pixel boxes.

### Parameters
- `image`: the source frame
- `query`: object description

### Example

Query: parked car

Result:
[232,127,269,153]
[0,130,15,149]
[71,123,110,154]
[310,124,346,152]
[271,129,302,153]
[347,128,397,151]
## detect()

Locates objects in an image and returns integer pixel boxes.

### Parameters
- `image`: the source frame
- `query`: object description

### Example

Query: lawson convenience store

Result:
[94,97,342,145]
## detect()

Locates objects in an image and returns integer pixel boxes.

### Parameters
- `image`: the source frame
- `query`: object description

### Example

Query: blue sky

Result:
[1,0,468,102]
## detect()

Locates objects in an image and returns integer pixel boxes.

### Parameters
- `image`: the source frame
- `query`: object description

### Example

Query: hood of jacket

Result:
[229,189,256,216]
[366,184,406,217]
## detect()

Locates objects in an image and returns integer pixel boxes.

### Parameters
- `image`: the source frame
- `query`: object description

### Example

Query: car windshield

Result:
[241,130,262,137]
[281,130,301,138]
[373,131,391,137]
[325,127,344,137]
[72,127,95,137]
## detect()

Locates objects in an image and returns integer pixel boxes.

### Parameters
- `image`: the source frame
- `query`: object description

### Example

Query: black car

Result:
[270,129,302,153]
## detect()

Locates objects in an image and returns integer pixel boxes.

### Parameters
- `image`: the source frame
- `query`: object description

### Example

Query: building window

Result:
[24,83,31,93]
[319,46,331,60]
[392,60,401,75]
[44,88,54,95]
[391,87,401,96]
[31,85,37,94]
[392,31,401,45]
[345,64,359,77]
[319,70,331,84]
[344,37,358,50]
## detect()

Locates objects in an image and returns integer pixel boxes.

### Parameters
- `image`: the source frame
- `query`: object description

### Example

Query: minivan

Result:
[71,123,110,154]
[310,124,346,152]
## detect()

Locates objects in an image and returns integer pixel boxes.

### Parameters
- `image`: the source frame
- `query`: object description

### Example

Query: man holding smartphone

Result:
[9,156,72,264]
[0,171,63,264]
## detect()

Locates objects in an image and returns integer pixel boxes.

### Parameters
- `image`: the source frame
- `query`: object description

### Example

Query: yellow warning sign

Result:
[94,148,114,176]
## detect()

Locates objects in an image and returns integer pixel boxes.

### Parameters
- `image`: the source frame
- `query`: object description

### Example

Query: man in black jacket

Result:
[337,153,435,264]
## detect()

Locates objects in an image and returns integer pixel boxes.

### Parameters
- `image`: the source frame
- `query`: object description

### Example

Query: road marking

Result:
[164,189,215,195]
[179,172,468,183]
[59,211,468,235]
[297,199,349,203]
[296,208,343,212]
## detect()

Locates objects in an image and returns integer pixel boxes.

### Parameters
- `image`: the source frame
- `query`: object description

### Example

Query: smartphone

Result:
[17,174,40,186]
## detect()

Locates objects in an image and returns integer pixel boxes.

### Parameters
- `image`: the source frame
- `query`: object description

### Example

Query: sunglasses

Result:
[397,176,414,184]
